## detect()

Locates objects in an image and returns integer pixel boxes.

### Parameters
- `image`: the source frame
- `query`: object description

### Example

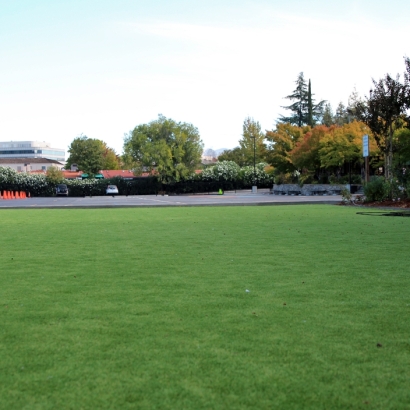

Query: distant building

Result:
[0,157,64,172]
[0,141,65,162]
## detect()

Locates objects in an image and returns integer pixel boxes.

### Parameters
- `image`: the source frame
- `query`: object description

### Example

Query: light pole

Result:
[251,136,256,193]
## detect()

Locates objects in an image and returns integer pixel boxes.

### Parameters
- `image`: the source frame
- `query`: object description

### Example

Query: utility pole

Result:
[251,136,257,193]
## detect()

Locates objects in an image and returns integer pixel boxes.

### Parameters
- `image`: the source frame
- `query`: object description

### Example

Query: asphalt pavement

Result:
[0,189,342,209]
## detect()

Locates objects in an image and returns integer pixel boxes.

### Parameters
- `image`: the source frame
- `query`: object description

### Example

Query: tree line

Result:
[66,58,410,191]
[220,60,410,186]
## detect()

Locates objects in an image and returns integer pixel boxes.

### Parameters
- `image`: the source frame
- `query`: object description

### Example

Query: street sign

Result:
[363,134,369,157]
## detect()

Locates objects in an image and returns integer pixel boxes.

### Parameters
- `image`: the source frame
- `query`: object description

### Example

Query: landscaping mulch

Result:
[361,198,410,208]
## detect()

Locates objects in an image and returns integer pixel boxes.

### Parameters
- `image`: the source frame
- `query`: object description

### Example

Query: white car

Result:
[106,185,119,196]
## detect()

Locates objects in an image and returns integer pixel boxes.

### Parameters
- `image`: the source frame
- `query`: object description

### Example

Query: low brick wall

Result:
[272,184,348,196]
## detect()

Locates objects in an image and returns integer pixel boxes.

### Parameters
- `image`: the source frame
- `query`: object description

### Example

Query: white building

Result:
[0,158,64,172]
[0,141,65,162]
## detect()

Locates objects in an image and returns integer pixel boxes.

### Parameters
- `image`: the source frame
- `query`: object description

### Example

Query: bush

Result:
[364,177,389,202]
[274,172,295,185]
[201,161,240,183]
[239,163,273,187]
[341,188,352,203]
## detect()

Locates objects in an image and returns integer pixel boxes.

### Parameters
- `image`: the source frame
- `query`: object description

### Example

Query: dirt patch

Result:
[339,197,410,208]
[362,198,410,208]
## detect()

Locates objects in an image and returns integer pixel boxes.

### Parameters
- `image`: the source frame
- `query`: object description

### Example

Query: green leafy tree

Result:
[239,117,266,165]
[394,127,410,167]
[66,136,105,176]
[218,147,248,167]
[101,143,120,170]
[45,166,64,185]
[353,67,409,179]
[123,115,203,183]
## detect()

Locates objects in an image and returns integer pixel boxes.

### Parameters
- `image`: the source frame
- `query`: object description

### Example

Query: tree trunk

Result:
[386,125,394,180]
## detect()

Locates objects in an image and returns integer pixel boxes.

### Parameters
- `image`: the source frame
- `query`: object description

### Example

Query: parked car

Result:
[56,184,68,196]
[106,185,119,196]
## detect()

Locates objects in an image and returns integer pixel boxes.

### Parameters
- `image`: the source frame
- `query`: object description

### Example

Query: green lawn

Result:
[0,205,409,409]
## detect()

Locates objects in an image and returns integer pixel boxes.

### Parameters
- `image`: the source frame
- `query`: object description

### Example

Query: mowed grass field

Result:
[0,205,409,409]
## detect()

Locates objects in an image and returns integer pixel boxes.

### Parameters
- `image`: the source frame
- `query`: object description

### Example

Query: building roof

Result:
[62,170,83,179]
[29,170,47,174]
[0,157,63,165]
[100,170,136,179]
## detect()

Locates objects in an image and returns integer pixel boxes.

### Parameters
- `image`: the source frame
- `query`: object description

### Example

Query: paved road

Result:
[0,190,342,209]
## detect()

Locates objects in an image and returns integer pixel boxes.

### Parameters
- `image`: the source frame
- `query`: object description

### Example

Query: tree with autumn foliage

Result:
[265,123,310,174]
[101,143,121,170]
[290,125,329,176]
[319,121,378,171]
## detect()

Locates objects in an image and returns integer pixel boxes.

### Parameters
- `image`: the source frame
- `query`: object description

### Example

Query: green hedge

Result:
[0,165,273,197]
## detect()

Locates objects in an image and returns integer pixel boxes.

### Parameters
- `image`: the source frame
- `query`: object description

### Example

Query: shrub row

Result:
[0,162,274,197]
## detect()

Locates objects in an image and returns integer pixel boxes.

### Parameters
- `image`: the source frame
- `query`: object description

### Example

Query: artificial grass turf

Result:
[0,205,409,409]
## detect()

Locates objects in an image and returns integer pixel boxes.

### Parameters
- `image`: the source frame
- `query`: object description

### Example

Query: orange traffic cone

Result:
[15,191,20,199]
[21,191,26,199]
[5,191,10,199]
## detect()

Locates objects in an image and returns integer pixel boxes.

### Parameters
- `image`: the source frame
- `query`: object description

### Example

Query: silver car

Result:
[106,185,119,196]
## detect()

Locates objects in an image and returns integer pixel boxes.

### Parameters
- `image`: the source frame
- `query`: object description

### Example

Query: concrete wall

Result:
[272,184,348,196]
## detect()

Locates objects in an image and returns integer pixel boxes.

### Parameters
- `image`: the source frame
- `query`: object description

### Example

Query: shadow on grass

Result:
[357,211,410,217]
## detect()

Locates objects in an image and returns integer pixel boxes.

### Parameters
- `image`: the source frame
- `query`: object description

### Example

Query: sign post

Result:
[363,135,369,183]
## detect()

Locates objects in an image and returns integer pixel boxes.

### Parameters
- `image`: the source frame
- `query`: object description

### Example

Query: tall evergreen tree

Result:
[404,57,410,123]
[334,102,349,126]
[280,72,308,127]
[280,73,326,127]
[307,80,313,126]
[346,88,363,122]
[321,103,334,126]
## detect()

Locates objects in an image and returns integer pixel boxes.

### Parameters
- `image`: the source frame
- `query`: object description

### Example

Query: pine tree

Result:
[334,102,349,126]
[321,103,334,126]
[307,80,313,126]
[280,73,326,127]
[346,87,363,122]
[280,72,308,127]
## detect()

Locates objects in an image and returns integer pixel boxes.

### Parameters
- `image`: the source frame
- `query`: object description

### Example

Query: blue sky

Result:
[0,0,409,156]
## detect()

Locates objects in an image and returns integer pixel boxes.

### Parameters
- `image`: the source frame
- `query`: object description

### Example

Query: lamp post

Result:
[251,136,257,193]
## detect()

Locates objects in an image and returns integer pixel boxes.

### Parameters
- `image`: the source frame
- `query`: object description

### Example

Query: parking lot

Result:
[0,190,342,209]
